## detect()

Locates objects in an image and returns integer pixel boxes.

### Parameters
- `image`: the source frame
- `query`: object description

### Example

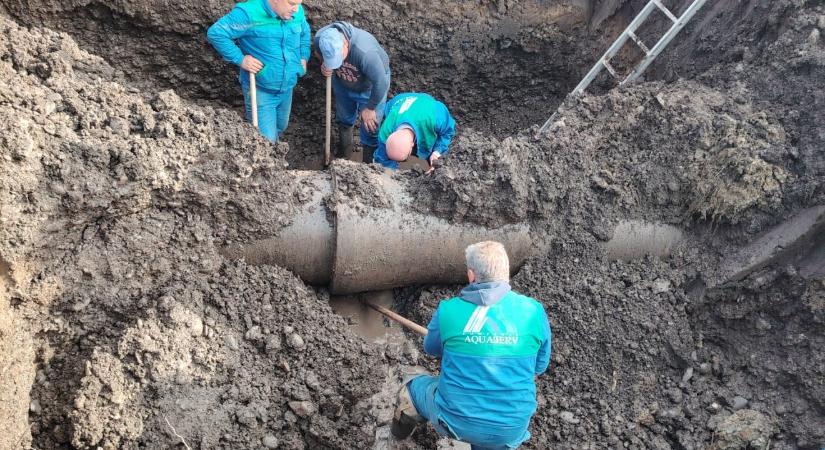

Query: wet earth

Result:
[1,0,824,449]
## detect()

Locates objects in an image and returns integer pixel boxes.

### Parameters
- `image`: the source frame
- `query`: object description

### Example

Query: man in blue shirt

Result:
[393,241,552,449]
[314,22,391,162]
[207,0,310,142]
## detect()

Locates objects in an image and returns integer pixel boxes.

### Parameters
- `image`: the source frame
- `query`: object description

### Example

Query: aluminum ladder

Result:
[537,0,709,135]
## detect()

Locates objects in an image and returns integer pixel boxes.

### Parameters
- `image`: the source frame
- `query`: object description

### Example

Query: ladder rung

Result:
[627,31,651,55]
[652,0,678,22]
[602,60,618,78]
[540,0,709,135]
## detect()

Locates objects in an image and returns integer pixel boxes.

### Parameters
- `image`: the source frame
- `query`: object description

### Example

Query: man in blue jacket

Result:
[207,0,310,142]
[314,22,391,162]
[392,241,552,450]
[374,93,456,171]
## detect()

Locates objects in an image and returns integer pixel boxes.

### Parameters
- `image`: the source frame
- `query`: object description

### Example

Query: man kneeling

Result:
[393,241,552,449]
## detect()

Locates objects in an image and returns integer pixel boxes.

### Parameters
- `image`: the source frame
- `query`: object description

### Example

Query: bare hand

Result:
[426,152,441,175]
[360,108,378,133]
[320,63,333,77]
[301,59,307,74]
[241,55,264,74]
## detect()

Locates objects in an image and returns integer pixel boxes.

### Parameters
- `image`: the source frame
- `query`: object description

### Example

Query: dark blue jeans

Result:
[243,84,294,142]
[332,76,387,148]
[407,375,530,450]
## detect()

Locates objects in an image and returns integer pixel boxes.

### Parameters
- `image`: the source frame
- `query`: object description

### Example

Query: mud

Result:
[414,79,799,230]
[329,291,407,343]
[0,257,34,450]
[1,0,824,449]
[0,17,392,449]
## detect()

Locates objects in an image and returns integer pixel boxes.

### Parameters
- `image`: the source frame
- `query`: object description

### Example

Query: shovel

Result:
[249,71,258,128]
[325,75,331,166]
[364,300,428,336]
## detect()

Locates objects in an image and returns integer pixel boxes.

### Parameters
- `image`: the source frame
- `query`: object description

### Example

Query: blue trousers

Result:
[408,375,530,450]
[332,76,387,148]
[243,84,294,142]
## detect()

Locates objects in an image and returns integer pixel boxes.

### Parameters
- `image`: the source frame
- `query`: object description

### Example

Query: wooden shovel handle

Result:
[250,72,258,128]
[325,76,332,166]
[366,302,428,336]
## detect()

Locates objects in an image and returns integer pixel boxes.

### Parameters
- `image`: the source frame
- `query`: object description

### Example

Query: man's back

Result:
[421,281,552,447]
[436,290,549,428]
[373,92,456,167]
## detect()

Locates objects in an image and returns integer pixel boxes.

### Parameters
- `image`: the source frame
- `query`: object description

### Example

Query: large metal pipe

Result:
[224,168,534,294]
[225,172,335,285]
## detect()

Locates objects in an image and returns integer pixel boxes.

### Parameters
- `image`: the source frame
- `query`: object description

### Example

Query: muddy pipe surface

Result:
[223,172,334,285]
[604,220,684,260]
[330,171,532,293]
[718,205,825,285]
[226,168,534,294]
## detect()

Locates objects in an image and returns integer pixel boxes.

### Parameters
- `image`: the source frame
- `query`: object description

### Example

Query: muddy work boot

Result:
[391,383,425,440]
[362,144,377,164]
[337,125,354,159]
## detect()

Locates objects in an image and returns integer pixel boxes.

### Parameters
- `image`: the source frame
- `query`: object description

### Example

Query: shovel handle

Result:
[325,76,332,166]
[250,72,258,128]
[366,302,428,336]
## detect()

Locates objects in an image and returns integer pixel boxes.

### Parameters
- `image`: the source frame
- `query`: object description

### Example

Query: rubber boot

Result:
[390,382,425,440]
[337,125,353,159]
[362,144,377,164]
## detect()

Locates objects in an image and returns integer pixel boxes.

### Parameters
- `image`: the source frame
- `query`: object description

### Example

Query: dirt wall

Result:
[1,0,604,167]
[0,259,34,450]
[0,0,823,448]
[0,16,396,449]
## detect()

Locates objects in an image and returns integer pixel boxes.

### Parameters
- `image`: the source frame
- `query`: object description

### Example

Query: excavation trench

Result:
[0,0,600,169]
[3,1,825,449]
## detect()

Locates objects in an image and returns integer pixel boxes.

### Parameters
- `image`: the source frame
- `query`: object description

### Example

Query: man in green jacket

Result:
[207,0,310,142]
[373,93,456,171]
[393,241,552,449]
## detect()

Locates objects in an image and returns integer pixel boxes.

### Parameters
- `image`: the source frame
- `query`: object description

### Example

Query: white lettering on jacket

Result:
[463,334,519,345]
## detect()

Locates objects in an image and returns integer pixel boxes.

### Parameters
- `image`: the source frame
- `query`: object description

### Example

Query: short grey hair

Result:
[465,241,510,283]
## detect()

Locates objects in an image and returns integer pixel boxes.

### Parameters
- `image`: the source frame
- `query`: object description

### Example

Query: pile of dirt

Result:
[653,0,825,212]
[414,80,797,232]
[329,161,393,214]
[0,259,34,450]
[67,263,391,449]
[0,16,407,449]
[1,0,824,449]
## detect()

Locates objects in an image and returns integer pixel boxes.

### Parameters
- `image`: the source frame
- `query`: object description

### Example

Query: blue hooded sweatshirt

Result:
[423,281,552,442]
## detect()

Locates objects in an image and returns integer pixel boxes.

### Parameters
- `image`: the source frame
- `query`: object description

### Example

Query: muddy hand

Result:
[241,55,264,74]
[426,152,442,175]
[361,108,378,133]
